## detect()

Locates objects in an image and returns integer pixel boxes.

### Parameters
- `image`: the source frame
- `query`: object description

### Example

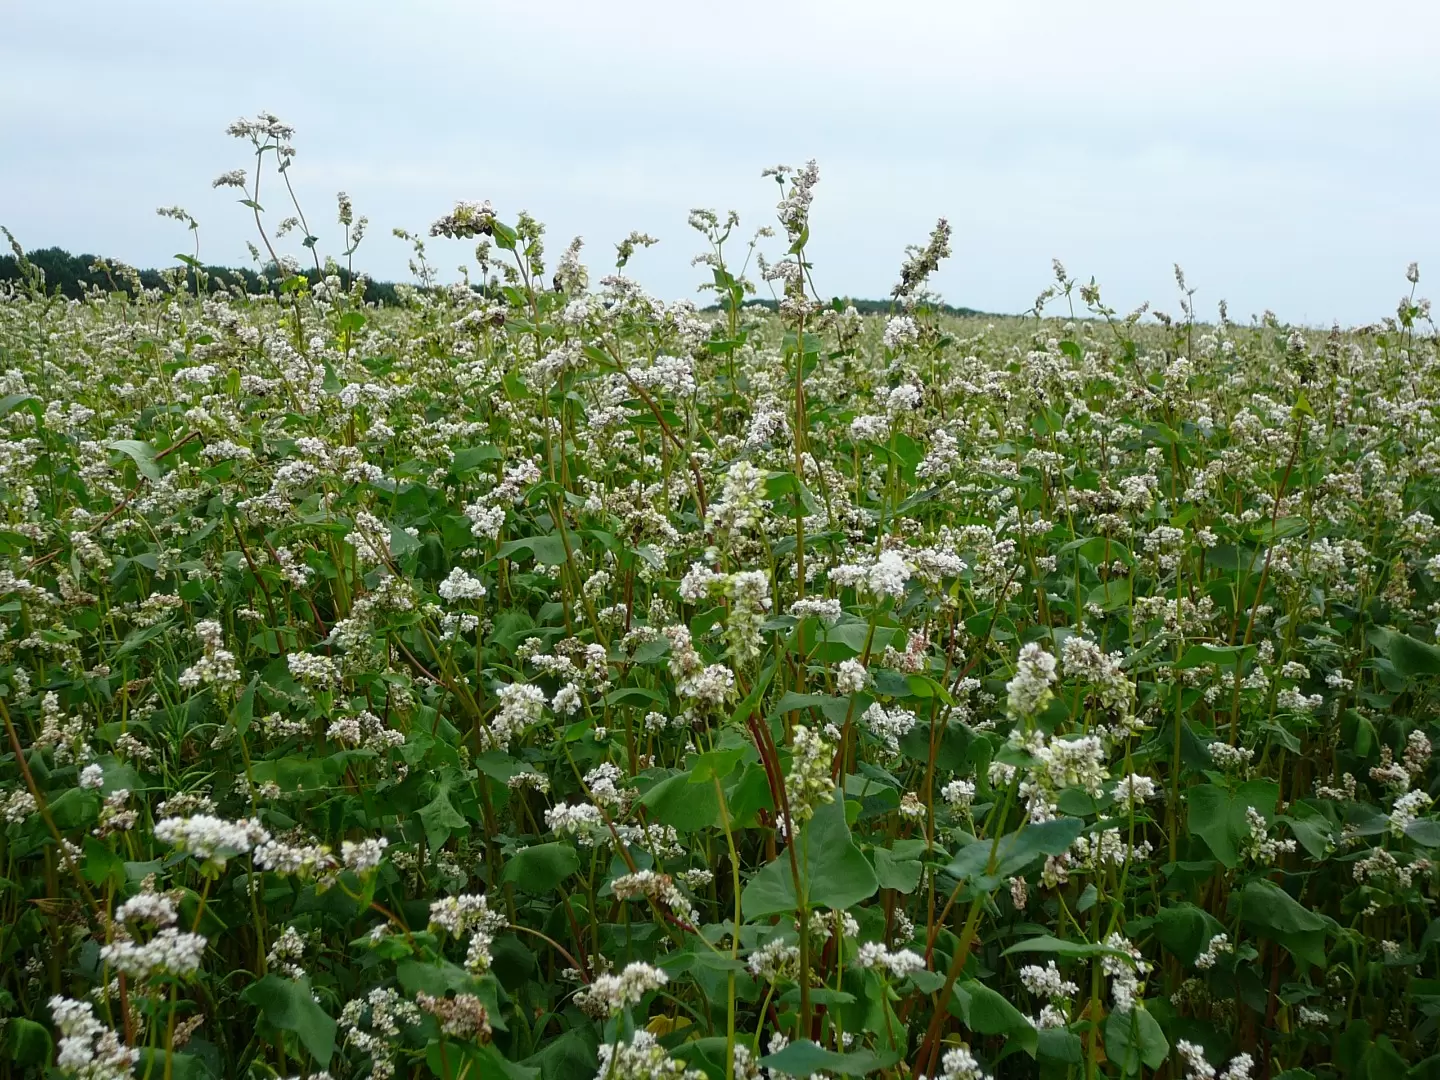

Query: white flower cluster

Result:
[155,813,270,865]
[785,724,836,825]
[663,624,734,707]
[484,682,547,749]
[115,891,178,926]
[1011,730,1107,821]
[1101,932,1152,1010]
[255,835,339,880]
[854,942,926,978]
[100,926,208,979]
[595,1031,704,1080]
[835,658,869,695]
[1207,742,1254,773]
[1177,1041,1254,1080]
[747,937,801,981]
[578,961,668,1013]
[51,996,138,1080]
[342,837,389,874]
[829,550,913,600]
[862,702,918,752]
[918,1046,990,1080]
[1060,634,1135,719]
[1006,643,1057,722]
[1239,807,1297,864]
[428,892,507,973]
[1019,960,1078,1000]
[612,869,699,926]
[1111,773,1157,811]
[789,597,843,625]
[1194,933,1233,970]
[326,710,405,752]
[340,987,421,1080]
[438,566,487,601]
[1391,788,1433,837]
[177,619,241,691]
[546,802,605,840]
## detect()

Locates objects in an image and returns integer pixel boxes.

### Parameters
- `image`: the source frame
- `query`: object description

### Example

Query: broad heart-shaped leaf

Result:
[640,772,722,833]
[1281,800,1336,860]
[1002,935,1134,960]
[950,979,1038,1057]
[760,1039,898,1076]
[1375,627,1440,677]
[429,1040,539,1080]
[522,1028,599,1080]
[873,838,928,893]
[1237,879,1334,969]
[742,791,878,917]
[944,816,1084,889]
[241,975,336,1065]
[107,438,161,480]
[898,718,975,773]
[1105,1006,1169,1073]
[1155,902,1226,964]
[498,533,569,567]
[501,842,580,893]
[1186,779,1279,868]
[417,788,469,850]
[0,1016,51,1065]
[389,522,423,556]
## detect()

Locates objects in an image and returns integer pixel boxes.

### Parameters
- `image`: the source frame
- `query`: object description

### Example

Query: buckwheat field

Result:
[3,113,1439,1080]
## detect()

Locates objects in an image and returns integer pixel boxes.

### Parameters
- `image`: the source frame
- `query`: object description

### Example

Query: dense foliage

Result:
[2,114,1439,1080]
[0,244,406,307]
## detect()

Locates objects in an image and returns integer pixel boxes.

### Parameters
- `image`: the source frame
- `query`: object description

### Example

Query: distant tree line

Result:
[0,246,405,305]
[716,297,986,317]
[1,245,986,316]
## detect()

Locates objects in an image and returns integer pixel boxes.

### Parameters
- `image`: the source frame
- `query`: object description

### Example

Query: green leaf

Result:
[1187,779,1279,868]
[1,1016,51,1065]
[640,773,722,833]
[742,791,878,916]
[1379,629,1440,677]
[1237,879,1333,968]
[950,979,1038,1056]
[944,816,1084,887]
[760,1040,898,1077]
[1085,578,1132,612]
[417,788,469,850]
[1105,1006,1169,1073]
[107,439,161,481]
[452,444,503,473]
[772,691,852,726]
[501,843,580,893]
[1176,643,1255,669]
[874,839,927,894]
[498,534,569,567]
[1155,902,1225,964]
[1002,935,1133,959]
[240,975,336,1065]
[388,523,423,557]
[688,747,745,784]
[898,718,974,772]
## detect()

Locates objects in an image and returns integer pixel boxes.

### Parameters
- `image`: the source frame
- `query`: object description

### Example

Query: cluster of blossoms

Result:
[50,997,138,1080]
[7,127,1440,1080]
[854,942,926,978]
[177,619,240,691]
[428,892,508,972]
[155,814,269,866]
[576,961,669,1016]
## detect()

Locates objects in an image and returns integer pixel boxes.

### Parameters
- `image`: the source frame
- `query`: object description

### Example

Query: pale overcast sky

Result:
[3,1,1438,324]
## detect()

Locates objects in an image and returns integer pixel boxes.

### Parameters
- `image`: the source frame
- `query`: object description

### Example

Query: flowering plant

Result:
[0,115,1436,1080]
